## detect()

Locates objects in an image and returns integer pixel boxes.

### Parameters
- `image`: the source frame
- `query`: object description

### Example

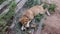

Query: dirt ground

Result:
[41,13,60,34]
[41,0,60,34]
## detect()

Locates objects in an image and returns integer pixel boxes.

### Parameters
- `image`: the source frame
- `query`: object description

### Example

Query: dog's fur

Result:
[19,5,46,30]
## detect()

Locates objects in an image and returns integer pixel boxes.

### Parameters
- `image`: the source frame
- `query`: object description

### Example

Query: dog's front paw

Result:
[21,26,26,31]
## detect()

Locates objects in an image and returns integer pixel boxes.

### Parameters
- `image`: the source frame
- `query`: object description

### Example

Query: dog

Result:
[19,4,47,30]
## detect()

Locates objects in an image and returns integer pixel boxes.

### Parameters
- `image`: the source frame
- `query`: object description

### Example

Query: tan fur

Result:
[19,5,45,25]
[19,16,30,25]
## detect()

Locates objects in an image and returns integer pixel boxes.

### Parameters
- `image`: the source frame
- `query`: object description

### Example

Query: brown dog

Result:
[19,4,46,30]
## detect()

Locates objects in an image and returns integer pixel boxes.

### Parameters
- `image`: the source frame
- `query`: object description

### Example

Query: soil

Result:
[41,0,60,34]
[41,13,60,34]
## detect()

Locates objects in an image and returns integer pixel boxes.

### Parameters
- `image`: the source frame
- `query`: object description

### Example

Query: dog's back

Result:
[23,5,45,20]
[29,5,45,16]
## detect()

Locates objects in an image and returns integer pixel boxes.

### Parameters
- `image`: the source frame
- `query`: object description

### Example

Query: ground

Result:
[41,0,60,34]
[41,13,60,34]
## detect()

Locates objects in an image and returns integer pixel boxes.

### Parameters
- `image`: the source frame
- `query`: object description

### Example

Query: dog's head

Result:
[19,16,31,30]
[19,16,30,25]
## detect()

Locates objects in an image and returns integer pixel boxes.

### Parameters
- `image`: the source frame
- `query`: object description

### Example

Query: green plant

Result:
[0,19,6,26]
[24,0,41,8]
[48,3,56,12]
[35,14,43,22]
[0,0,6,4]
[2,1,17,20]
[43,4,48,9]
[0,1,17,20]
[0,1,17,32]
[9,1,17,9]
